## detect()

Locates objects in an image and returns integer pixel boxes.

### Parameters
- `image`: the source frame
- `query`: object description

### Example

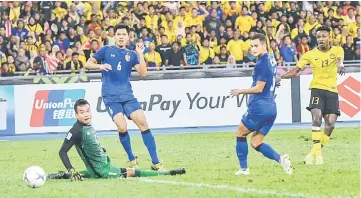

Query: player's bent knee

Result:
[125,168,135,177]
[312,117,322,127]
[326,118,337,128]
[250,139,262,149]
[311,110,322,127]
[113,113,128,132]
[130,110,149,131]
[325,121,335,130]
[236,122,250,137]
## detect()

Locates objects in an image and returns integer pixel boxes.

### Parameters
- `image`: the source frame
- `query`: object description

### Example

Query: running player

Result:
[48,99,185,180]
[230,33,293,175]
[85,24,163,170]
[280,26,345,165]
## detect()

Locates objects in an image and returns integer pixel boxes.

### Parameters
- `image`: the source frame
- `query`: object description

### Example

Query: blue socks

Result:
[236,137,248,169]
[236,137,281,170]
[255,143,281,163]
[119,132,136,161]
[141,129,160,164]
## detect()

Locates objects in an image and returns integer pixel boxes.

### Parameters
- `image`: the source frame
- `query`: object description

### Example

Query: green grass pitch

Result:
[0,127,359,198]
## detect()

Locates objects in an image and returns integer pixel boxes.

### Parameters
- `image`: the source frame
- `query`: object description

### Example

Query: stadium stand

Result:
[0,1,359,77]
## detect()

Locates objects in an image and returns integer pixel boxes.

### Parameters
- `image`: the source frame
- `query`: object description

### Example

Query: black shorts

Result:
[306,88,340,116]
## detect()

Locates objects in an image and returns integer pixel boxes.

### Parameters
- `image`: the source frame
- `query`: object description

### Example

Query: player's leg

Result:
[107,103,137,167]
[250,117,292,175]
[322,114,338,147]
[304,89,325,165]
[250,132,280,163]
[106,166,186,178]
[125,99,162,170]
[235,121,252,175]
[126,168,186,177]
[234,113,256,175]
[321,91,340,148]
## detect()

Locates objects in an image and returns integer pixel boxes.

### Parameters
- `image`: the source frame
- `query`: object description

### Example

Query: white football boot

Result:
[235,168,250,176]
[280,154,293,175]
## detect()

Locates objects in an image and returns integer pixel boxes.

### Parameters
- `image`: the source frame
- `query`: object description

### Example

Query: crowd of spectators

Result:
[0,1,360,77]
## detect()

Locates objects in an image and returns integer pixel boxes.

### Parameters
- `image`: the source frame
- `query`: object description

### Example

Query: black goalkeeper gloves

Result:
[47,169,83,181]
[68,168,83,181]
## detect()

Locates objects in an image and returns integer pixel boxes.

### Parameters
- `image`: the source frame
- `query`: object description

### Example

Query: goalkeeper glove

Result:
[68,168,83,181]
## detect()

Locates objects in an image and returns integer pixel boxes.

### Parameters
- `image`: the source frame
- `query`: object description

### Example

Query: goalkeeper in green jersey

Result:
[48,99,185,181]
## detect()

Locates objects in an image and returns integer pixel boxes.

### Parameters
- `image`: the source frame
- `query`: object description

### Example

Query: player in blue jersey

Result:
[85,24,164,171]
[230,33,293,175]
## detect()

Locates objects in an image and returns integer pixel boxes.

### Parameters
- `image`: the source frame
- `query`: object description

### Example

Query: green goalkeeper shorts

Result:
[79,166,127,179]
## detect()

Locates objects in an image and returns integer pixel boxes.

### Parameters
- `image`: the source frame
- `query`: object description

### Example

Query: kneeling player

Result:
[230,33,292,175]
[48,99,185,181]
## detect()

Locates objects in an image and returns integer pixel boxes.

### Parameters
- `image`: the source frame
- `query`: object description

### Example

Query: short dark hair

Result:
[283,35,291,40]
[299,33,308,39]
[107,26,114,31]
[172,41,180,46]
[74,99,90,113]
[91,39,98,44]
[2,62,8,67]
[316,26,331,33]
[347,7,355,12]
[114,24,129,34]
[202,37,209,42]
[250,33,267,43]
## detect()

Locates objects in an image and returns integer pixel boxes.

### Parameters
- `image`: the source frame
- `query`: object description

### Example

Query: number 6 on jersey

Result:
[117,62,122,71]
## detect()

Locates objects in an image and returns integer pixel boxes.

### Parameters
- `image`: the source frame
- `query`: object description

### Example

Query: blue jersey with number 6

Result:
[248,53,277,115]
[92,46,139,105]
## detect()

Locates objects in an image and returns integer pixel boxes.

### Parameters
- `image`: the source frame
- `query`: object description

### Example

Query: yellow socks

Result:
[321,131,330,147]
[311,127,322,157]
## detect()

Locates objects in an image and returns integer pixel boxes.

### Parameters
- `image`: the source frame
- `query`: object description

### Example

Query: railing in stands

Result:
[1,60,360,80]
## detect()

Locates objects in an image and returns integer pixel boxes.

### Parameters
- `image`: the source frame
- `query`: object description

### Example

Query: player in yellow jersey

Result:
[280,26,345,165]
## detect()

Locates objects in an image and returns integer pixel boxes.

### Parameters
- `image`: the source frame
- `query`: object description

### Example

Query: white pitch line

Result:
[0,140,8,142]
[137,178,334,198]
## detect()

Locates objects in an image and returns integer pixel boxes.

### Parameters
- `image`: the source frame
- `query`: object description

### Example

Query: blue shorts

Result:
[105,99,142,120]
[241,112,277,135]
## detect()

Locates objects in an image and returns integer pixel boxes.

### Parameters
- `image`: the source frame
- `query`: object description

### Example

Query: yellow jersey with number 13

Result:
[296,46,344,93]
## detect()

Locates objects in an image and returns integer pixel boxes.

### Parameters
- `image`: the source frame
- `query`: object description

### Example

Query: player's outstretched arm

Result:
[58,130,83,181]
[281,51,310,79]
[85,57,112,71]
[230,81,266,96]
[85,46,112,71]
[134,43,147,77]
[280,67,301,79]
[336,57,345,75]
[59,136,76,171]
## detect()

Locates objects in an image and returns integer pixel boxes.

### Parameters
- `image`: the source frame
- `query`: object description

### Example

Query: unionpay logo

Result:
[338,77,360,118]
[30,90,85,127]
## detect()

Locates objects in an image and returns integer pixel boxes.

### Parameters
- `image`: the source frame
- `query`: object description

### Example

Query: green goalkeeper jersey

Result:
[59,121,112,178]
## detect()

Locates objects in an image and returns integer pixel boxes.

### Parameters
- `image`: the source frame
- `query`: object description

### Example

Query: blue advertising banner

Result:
[0,86,15,136]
